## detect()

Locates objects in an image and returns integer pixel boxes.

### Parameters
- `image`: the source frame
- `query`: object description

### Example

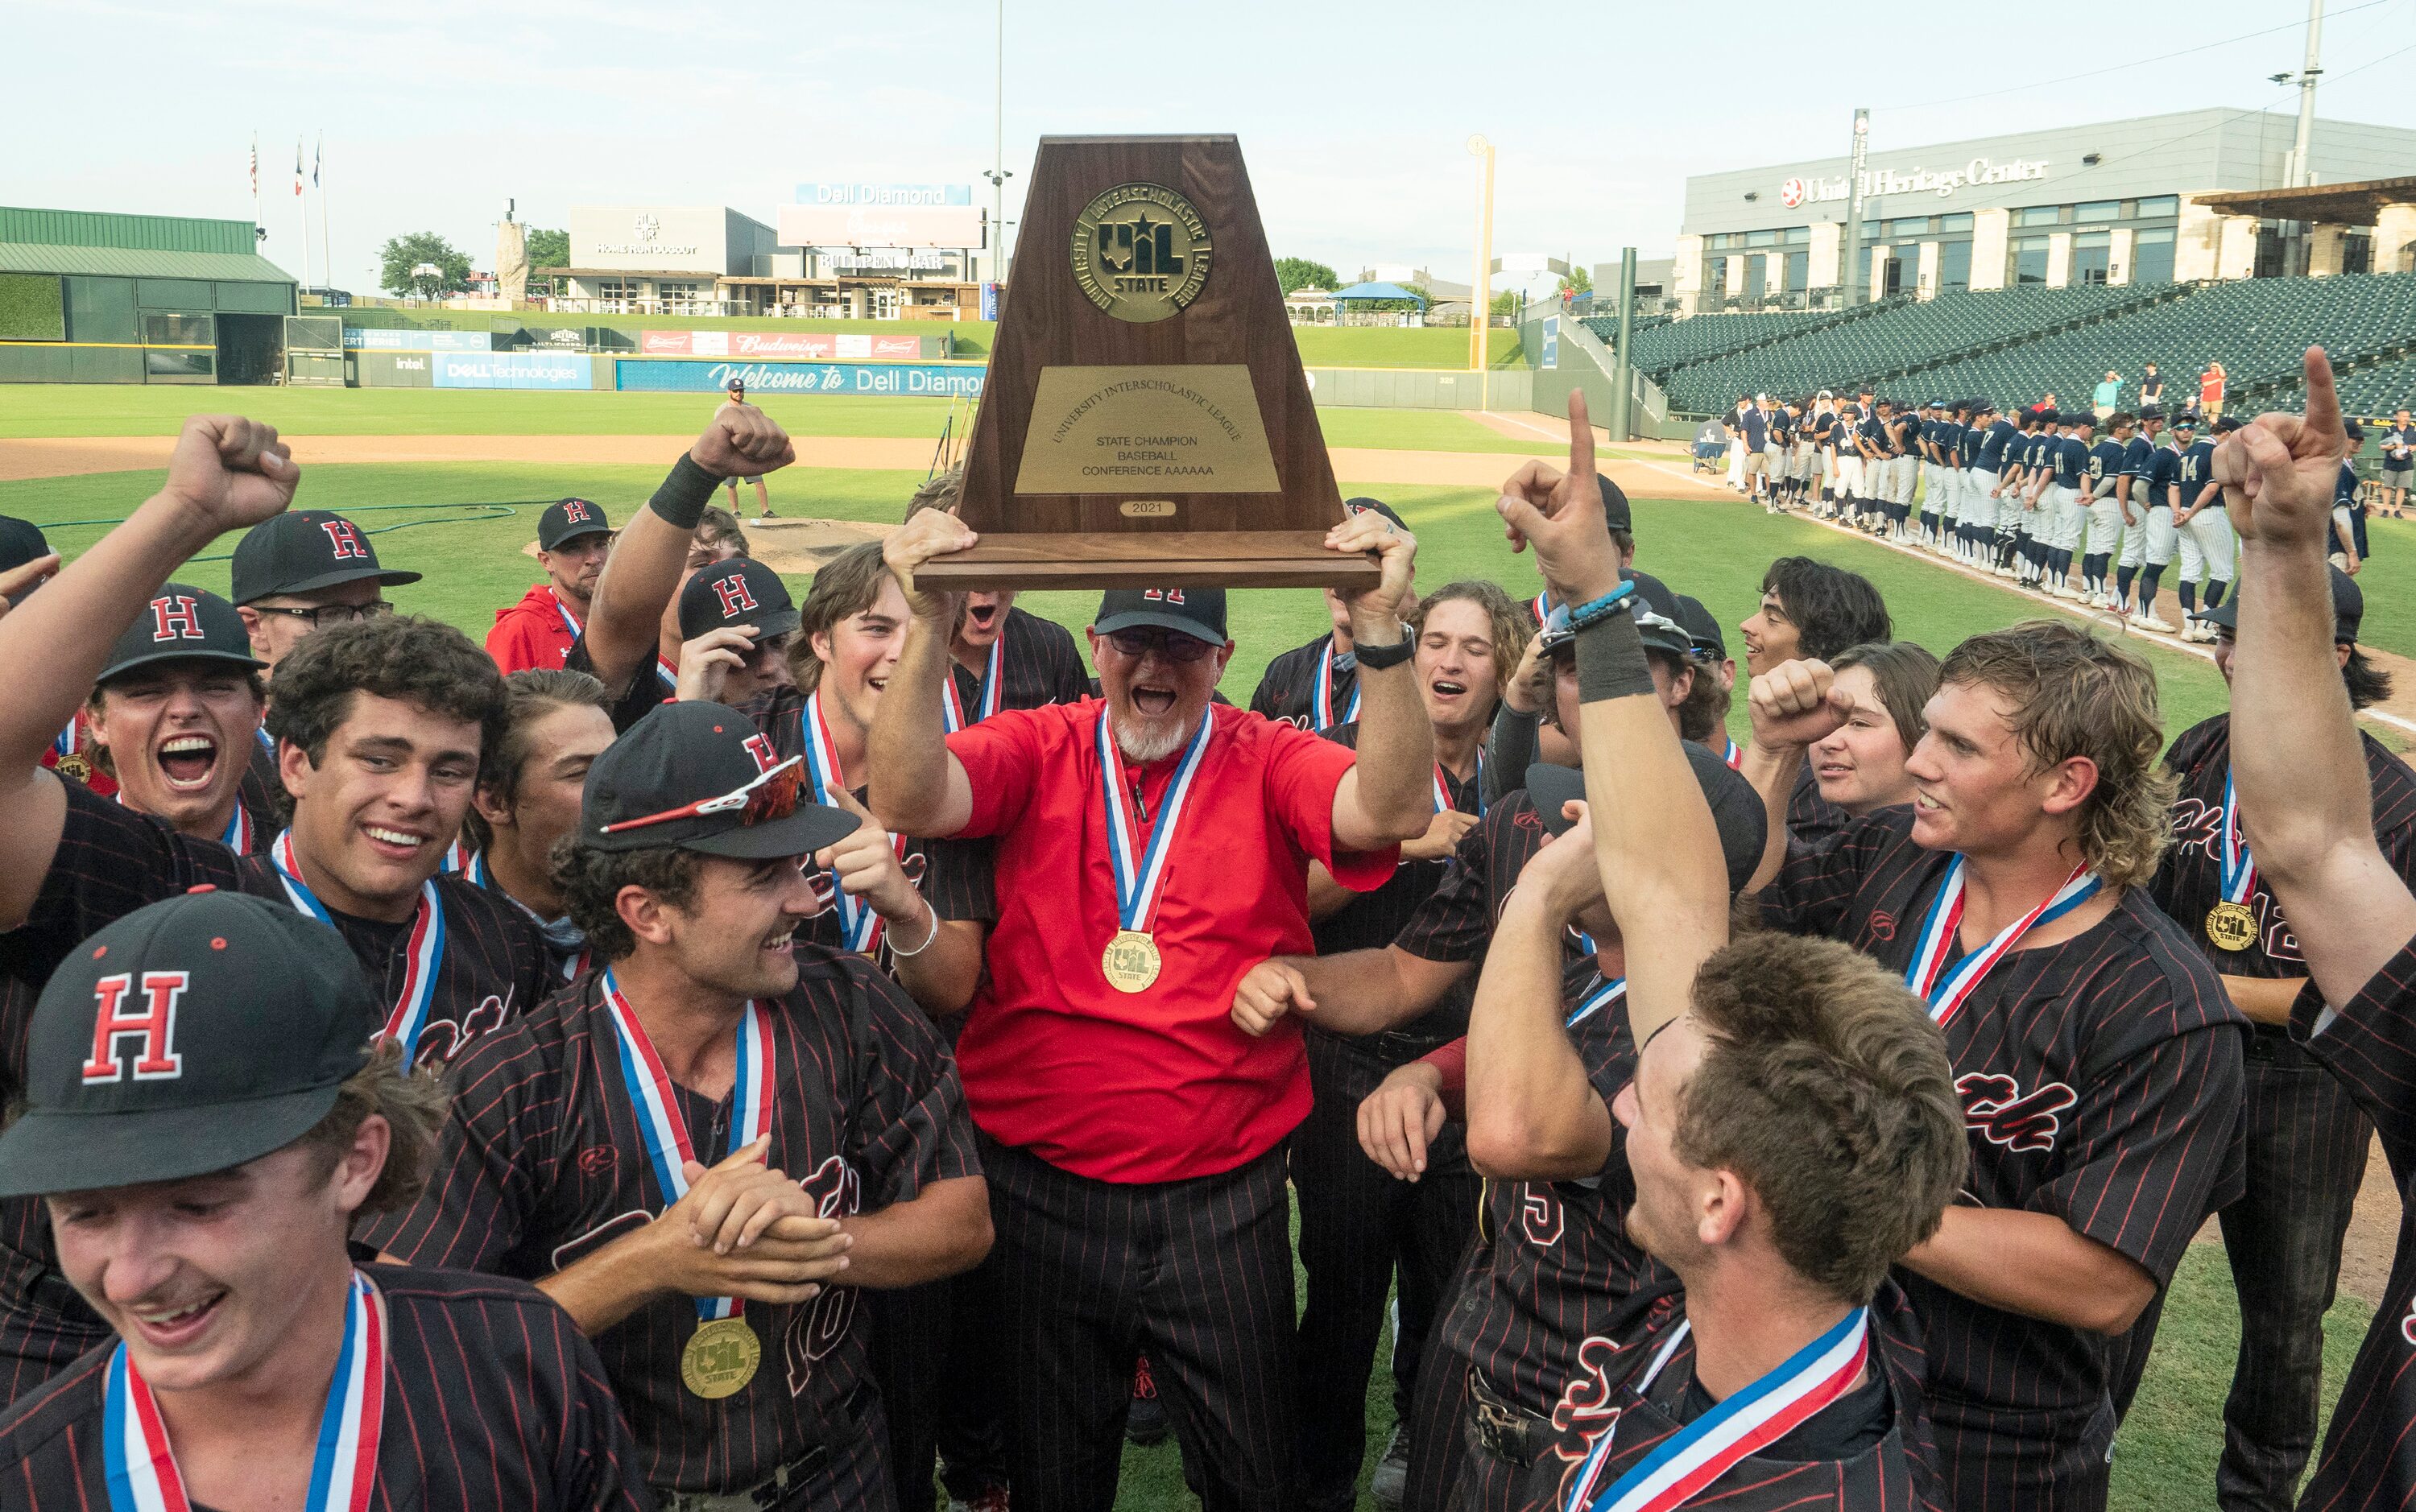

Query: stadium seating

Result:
[1653,283,2177,415]
[2331,352,2416,419]
[1582,304,1876,376]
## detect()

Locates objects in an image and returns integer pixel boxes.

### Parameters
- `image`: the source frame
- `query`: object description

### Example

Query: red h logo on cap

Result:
[711,573,759,617]
[81,972,188,1084]
[320,519,369,560]
[562,500,592,524]
[742,733,779,774]
[149,595,204,642]
[1141,589,1187,605]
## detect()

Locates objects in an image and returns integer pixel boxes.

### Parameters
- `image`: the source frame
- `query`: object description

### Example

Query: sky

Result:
[8,0,2412,295]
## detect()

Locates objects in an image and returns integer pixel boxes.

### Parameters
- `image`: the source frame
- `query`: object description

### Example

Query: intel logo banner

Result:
[617,359,986,398]
[431,351,594,390]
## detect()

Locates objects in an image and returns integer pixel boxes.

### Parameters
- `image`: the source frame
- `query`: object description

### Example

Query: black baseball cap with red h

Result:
[229,510,421,605]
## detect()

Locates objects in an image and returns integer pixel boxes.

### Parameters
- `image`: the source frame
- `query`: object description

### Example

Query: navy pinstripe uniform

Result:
[1294,721,1487,1512]
[950,605,1090,717]
[362,948,979,1507]
[2283,932,2416,1509]
[1762,810,2247,1512]
[1251,632,1360,730]
[0,783,549,1403]
[1412,967,1673,1512]
[0,1265,653,1510]
[1521,1279,1950,1512]
[2145,717,2416,1509]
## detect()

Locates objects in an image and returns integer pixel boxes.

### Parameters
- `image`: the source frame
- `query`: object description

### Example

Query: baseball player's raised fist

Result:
[160,415,300,533]
[691,401,796,479]
[2219,346,2348,551]
[883,508,974,624]
[1231,958,1317,1037]
[1749,658,1847,752]
[1494,390,1620,607]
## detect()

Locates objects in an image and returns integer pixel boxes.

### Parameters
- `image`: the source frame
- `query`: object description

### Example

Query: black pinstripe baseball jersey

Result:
[1788,760,1853,853]
[0,781,556,1405]
[1251,631,1358,730]
[565,633,674,736]
[358,948,980,1494]
[1440,967,1673,1421]
[948,605,1089,717]
[1313,721,1484,1041]
[1393,788,1592,978]
[1524,1279,1951,1512]
[0,1264,652,1510]
[2286,931,2416,1510]
[2151,715,2416,973]
[1762,811,2247,1437]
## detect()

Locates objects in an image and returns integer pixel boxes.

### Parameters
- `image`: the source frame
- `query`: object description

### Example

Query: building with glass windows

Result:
[1673,110,2416,313]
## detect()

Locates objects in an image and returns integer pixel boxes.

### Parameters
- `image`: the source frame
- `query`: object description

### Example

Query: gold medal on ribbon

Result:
[53,753,89,783]
[681,1316,761,1399]
[1103,928,1162,994]
[2206,900,2257,952]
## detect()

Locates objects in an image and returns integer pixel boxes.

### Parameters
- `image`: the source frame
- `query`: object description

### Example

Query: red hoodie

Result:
[486,583,583,674]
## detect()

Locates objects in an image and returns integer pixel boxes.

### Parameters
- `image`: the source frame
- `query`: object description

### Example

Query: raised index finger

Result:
[1566,390,1596,482]
[2301,346,2344,456]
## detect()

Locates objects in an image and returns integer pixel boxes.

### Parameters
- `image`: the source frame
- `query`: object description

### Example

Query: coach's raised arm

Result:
[571,399,793,724]
[0,415,296,930]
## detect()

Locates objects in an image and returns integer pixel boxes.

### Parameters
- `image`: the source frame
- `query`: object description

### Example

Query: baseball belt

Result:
[1464,1369,1553,1467]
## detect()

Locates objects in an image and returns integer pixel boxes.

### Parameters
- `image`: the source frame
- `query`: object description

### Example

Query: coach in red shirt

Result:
[486,498,613,673]
[871,506,1432,1510]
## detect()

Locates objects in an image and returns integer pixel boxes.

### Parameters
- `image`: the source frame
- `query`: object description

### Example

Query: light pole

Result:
[987,0,1012,289]
[1468,134,1496,404]
[1840,108,1870,308]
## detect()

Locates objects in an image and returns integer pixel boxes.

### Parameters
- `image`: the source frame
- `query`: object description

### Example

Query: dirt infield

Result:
[0,432,1733,502]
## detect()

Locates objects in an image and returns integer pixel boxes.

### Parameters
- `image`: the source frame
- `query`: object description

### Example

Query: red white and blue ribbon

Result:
[438,838,469,874]
[104,1268,387,1512]
[656,655,680,692]
[1312,640,1362,730]
[1564,1306,1870,1512]
[1901,857,2100,1028]
[1531,591,1553,623]
[1723,738,1743,771]
[1567,974,1626,1028]
[1432,753,1484,817]
[552,592,583,644]
[801,690,906,954]
[600,970,774,1323]
[52,717,78,762]
[2218,769,2257,911]
[221,802,254,854]
[1098,704,1215,947]
[940,634,1005,733]
[270,829,445,1061]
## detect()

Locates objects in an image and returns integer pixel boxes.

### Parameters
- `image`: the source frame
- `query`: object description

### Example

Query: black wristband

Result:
[648,453,719,531]
[1353,632,1414,671]
[1574,610,1656,704]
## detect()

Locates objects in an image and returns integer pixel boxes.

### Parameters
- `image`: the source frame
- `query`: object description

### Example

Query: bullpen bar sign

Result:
[617,358,984,397]
[638,330,929,360]
[1778,156,2050,208]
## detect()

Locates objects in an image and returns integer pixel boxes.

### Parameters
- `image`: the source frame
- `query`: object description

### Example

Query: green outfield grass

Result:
[2335,515,2416,663]
[0,448,2327,1511]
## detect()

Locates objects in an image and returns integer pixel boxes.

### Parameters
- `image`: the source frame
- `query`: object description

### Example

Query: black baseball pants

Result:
[1292,1030,1483,1512]
[981,1134,1301,1512]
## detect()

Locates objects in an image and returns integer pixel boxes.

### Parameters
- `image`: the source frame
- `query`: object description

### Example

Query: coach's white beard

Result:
[1113,708,1194,764]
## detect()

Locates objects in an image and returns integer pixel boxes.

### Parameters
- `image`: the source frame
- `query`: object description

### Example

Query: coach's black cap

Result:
[1537,572,1693,661]
[1342,497,1408,531]
[538,497,613,552]
[678,556,799,642]
[1596,475,1633,535]
[1674,594,1727,660]
[229,510,422,605]
[1525,749,1767,896]
[1094,587,1230,644]
[0,892,381,1198]
[582,700,855,858]
[97,583,265,686]
[2192,564,2362,643]
[0,516,48,573]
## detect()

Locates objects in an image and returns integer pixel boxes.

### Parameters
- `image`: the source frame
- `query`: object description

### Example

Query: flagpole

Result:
[316,133,333,300]
[250,133,261,239]
[296,139,312,295]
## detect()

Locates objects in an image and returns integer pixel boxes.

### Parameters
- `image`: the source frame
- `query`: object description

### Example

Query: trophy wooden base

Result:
[914,531,1380,592]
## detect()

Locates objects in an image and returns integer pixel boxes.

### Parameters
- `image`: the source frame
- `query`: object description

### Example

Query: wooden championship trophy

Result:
[915,134,1377,591]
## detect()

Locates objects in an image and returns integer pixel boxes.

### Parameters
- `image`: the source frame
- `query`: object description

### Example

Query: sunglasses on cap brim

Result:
[600,755,808,836]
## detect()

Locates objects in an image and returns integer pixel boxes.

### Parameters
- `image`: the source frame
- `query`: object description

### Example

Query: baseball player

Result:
[2331,422,2368,574]
[0,422,552,1397]
[2110,411,2167,621]
[2211,347,2416,1510]
[0,890,652,1510]
[2149,558,2410,1510]
[364,700,992,1507]
[870,501,1431,1509]
[1738,558,1892,853]
[902,470,1091,720]
[2124,415,2192,631]
[1251,498,1419,729]
[2170,417,2237,641]
[2,518,102,799]
[461,667,618,983]
[2381,407,2413,517]
[2080,412,2137,609]
[1972,402,2021,576]
[1737,619,2248,1510]
[80,583,275,853]
[672,556,799,708]
[487,496,614,674]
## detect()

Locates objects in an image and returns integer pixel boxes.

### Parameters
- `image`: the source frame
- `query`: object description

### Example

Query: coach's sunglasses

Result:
[1103,628,1218,663]
[250,601,394,628]
[600,755,808,835]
